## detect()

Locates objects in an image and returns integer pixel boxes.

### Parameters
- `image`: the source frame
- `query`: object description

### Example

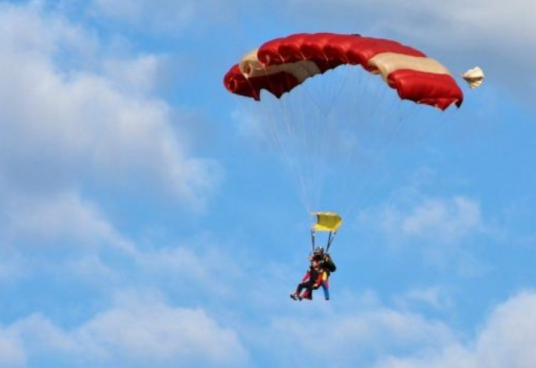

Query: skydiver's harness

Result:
[308,229,337,294]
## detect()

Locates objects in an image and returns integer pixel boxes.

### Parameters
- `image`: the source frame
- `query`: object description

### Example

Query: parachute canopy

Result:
[312,212,343,232]
[224,33,464,110]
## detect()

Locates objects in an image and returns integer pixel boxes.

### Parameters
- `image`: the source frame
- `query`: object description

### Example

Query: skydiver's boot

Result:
[290,293,298,300]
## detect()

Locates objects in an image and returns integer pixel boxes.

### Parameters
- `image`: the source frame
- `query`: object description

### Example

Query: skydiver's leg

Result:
[293,282,307,299]
[291,287,302,300]
[304,279,323,299]
[322,279,330,300]
[303,281,315,300]
[301,270,311,283]
[291,270,311,300]
[297,281,314,300]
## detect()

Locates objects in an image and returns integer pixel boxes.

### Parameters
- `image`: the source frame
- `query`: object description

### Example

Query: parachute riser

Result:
[310,229,338,254]
[326,230,337,253]
[311,212,342,253]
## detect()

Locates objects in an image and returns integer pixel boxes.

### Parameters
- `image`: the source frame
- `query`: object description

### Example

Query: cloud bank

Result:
[0,292,247,368]
[377,291,536,368]
[0,2,222,209]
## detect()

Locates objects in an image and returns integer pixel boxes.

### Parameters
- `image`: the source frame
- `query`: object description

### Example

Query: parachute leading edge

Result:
[312,212,343,232]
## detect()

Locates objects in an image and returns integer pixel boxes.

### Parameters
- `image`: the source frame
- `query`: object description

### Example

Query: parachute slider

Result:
[311,212,342,253]
[462,66,484,89]
[312,212,343,232]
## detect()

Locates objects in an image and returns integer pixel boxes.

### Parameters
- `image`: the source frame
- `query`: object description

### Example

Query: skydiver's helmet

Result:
[314,246,324,254]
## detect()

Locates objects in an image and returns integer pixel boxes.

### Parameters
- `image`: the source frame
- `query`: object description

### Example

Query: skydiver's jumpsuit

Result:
[303,255,336,300]
[320,256,336,299]
[295,266,322,300]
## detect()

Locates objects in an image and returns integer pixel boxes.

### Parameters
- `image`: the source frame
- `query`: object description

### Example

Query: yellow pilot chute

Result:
[462,66,485,89]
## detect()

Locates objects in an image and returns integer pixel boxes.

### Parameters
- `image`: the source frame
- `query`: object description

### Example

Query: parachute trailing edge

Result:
[224,33,464,110]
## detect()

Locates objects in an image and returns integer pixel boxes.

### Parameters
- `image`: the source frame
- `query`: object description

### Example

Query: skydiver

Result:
[302,248,337,300]
[290,260,323,301]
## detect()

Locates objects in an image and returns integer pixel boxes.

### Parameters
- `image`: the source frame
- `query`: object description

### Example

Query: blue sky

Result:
[0,0,535,367]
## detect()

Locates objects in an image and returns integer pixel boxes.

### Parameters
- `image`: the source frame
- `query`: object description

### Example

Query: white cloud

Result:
[287,0,535,52]
[0,1,98,62]
[359,196,484,246]
[1,293,248,368]
[78,300,247,366]
[10,314,78,356]
[401,197,482,242]
[90,0,196,30]
[0,2,222,209]
[371,0,535,46]
[102,55,168,95]
[393,286,453,312]
[137,246,218,283]
[3,289,535,368]
[0,329,25,368]
[376,290,536,368]
[2,192,131,251]
[356,194,490,271]
[87,0,243,33]
[231,108,267,142]
[0,190,135,284]
[0,189,246,293]
[259,305,455,368]
[474,291,536,368]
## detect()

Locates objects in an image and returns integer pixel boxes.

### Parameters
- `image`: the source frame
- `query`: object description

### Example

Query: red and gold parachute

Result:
[224,33,464,110]
[224,33,482,241]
